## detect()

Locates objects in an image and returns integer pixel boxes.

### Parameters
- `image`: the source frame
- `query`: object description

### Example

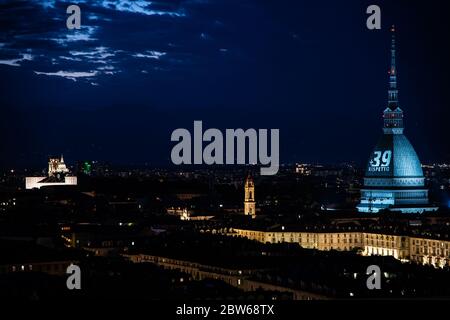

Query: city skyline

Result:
[1,0,450,169]
[2,1,450,307]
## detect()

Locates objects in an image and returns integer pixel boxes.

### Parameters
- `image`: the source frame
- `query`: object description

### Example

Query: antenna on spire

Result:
[388,24,398,108]
[383,25,404,134]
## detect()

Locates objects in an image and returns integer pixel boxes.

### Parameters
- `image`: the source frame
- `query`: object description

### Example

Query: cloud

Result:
[1,0,217,84]
[0,53,33,67]
[96,65,119,75]
[49,26,98,45]
[200,32,211,40]
[59,56,82,62]
[88,13,112,22]
[132,51,166,59]
[34,70,98,81]
[68,47,120,65]
[31,0,186,17]
[70,47,117,59]
[96,65,115,70]
[99,0,185,17]
[38,0,56,9]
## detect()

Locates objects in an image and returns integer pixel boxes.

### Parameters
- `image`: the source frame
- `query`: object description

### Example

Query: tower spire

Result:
[388,25,398,108]
[383,25,404,134]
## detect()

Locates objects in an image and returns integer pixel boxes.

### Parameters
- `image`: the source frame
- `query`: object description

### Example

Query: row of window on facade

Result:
[6,263,69,273]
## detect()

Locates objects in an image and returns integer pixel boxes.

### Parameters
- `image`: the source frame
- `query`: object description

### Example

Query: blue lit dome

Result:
[357,26,436,214]
[365,134,424,181]
[358,123,431,213]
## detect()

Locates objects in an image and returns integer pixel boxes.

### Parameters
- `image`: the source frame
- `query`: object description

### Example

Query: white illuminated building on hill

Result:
[26,155,77,190]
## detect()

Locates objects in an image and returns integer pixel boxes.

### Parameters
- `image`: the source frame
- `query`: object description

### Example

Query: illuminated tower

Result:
[357,26,437,213]
[244,174,256,217]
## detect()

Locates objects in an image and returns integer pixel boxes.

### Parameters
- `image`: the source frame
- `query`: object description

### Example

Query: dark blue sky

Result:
[1,0,449,169]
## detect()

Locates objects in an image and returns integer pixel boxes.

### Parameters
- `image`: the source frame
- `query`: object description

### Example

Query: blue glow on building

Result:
[357,26,437,214]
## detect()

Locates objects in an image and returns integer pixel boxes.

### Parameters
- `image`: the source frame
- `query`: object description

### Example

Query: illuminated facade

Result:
[25,155,77,190]
[124,253,325,300]
[357,27,436,213]
[232,228,450,269]
[244,174,256,217]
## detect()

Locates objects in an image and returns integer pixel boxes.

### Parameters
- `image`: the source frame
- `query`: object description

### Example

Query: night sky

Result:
[1,0,449,169]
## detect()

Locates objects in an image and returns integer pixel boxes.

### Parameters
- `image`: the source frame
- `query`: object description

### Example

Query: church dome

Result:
[357,26,436,213]
[365,133,423,179]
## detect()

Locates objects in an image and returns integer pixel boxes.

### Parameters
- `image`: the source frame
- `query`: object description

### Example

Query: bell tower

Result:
[244,174,256,217]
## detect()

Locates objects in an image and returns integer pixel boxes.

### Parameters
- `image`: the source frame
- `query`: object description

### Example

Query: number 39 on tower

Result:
[369,150,392,168]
